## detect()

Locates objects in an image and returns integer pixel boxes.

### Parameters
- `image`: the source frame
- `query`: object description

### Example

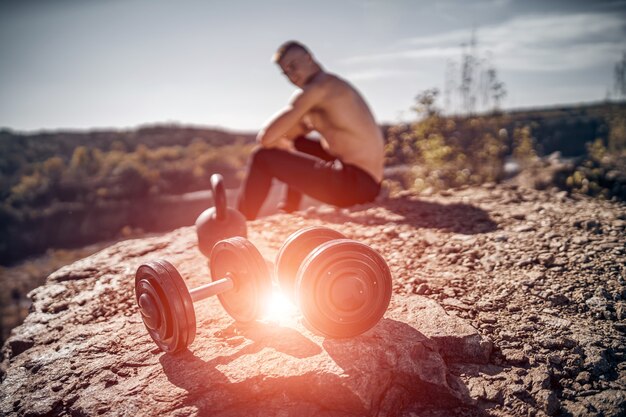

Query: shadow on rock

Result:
[158,318,476,416]
[160,321,322,384]
[323,318,474,413]
[215,321,323,359]
[307,196,498,235]
[160,349,229,390]
[159,321,367,416]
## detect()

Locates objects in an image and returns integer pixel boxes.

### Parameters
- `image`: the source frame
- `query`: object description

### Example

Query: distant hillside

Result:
[0,125,256,265]
[1,100,624,265]
[500,101,626,155]
[0,124,255,180]
[383,100,626,159]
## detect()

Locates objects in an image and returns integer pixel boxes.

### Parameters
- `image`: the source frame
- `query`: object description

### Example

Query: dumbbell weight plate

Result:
[135,260,196,353]
[210,237,272,322]
[296,239,392,338]
[275,226,346,299]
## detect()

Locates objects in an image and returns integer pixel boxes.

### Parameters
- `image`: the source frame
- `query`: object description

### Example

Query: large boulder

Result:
[388,296,492,364]
[1,226,487,416]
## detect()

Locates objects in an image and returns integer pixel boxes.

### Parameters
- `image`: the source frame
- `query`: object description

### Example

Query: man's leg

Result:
[280,136,335,213]
[237,140,380,220]
[237,145,336,220]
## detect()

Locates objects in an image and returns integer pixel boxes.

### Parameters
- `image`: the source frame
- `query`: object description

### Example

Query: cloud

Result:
[341,12,626,72]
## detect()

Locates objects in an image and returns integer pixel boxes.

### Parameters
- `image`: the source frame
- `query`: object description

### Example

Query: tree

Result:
[444,30,507,115]
[43,156,65,183]
[484,66,507,111]
[412,88,440,119]
[69,146,100,178]
[459,31,478,115]
[614,51,626,98]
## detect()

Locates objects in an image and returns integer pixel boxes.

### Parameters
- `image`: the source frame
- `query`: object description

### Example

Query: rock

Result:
[563,389,626,417]
[388,296,492,364]
[441,297,472,311]
[539,336,576,350]
[594,286,611,299]
[479,314,497,324]
[526,365,552,393]
[508,383,528,397]
[0,229,474,417]
[502,349,528,366]
[581,389,626,416]
[2,182,626,417]
[6,337,34,358]
[537,389,561,415]
[483,384,504,404]
[615,302,626,320]
[537,253,555,266]
[586,296,609,312]
[506,304,522,312]
[584,347,611,377]
[548,354,564,365]
[576,371,591,384]
[549,294,569,306]
[514,224,535,233]
[415,283,430,295]
[614,323,626,333]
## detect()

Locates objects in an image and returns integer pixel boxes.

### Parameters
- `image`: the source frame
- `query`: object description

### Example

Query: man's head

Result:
[273,40,321,88]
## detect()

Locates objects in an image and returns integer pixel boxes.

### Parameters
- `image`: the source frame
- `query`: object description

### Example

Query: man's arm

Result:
[262,121,311,150]
[257,87,322,147]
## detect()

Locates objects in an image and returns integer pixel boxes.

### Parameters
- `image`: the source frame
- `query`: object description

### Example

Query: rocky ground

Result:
[0,242,117,346]
[1,183,625,416]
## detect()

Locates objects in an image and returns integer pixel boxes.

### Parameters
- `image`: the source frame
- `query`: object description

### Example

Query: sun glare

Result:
[262,287,299,324]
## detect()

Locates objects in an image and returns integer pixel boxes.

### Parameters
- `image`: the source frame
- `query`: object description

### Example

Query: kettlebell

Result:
[195,173,247,257]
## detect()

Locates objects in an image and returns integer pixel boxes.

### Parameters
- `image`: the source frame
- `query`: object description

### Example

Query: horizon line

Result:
[2,98,625,136]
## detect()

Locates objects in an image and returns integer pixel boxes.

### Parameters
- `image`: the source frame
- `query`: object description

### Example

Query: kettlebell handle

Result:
[210,173,227,221]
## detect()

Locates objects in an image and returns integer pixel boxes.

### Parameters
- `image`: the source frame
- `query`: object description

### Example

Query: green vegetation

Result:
[1,126,254,211]
[385,111,509,191]
[1,102,624,265]
[383,95,626,200]
[0,125,255,264]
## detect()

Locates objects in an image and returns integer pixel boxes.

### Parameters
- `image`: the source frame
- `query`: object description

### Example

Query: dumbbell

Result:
[275,226,392,338]
[135,236,271,353]
[195,173,247,257]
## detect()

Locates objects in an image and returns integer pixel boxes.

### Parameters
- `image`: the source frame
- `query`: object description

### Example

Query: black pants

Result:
[237,136,381,220]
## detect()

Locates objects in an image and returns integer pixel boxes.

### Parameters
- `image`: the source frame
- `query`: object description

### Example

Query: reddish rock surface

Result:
[2,184,625,416]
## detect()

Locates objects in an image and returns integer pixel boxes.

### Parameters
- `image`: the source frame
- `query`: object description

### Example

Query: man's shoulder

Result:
[305,73,350,95]
[318,72,347,87]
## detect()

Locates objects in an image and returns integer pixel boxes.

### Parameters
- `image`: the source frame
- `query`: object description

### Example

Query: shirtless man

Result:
[237,40,385,220]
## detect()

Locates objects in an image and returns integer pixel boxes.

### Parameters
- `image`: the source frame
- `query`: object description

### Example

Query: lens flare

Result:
[262,287,298,324]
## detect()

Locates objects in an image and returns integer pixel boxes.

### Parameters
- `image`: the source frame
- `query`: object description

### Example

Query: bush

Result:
[561,139,626,200]
[386,111,510,192]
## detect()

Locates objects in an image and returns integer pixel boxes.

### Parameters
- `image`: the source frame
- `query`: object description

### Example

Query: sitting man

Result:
[237,40,385,220]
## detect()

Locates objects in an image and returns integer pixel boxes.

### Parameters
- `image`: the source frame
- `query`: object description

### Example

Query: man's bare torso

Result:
[299,73,384,183]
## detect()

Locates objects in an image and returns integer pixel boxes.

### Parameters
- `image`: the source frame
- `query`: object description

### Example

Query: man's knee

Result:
[250,146,282,167]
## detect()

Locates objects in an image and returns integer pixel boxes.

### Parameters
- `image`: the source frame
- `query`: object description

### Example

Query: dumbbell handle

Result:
[189,275,234,302]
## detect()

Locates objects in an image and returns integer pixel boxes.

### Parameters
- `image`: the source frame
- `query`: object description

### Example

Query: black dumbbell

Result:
[135,237,271,353]
[195,173,247,257]
[275,226,392,338]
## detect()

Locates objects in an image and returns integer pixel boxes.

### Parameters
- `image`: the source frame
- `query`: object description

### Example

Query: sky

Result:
[1,0,625,132]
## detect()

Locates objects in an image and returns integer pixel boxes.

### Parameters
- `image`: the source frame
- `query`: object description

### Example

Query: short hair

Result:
[272,41,311,63]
